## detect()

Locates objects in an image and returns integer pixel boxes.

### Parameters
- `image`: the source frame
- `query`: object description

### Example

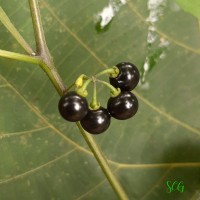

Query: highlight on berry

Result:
[58,62,140,135]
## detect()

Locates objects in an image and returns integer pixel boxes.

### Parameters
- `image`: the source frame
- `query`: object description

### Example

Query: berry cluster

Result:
[58,62,140,135]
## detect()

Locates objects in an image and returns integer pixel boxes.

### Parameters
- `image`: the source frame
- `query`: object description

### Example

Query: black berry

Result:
[109,62,140,91]
[107,91,138,120]
[58,91,88,122]
[80,107,111,134]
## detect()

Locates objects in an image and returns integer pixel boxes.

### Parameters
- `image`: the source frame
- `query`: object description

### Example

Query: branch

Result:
[28,0,48,55]
[0,7,34,55]
[0,49,39,64]
[28,1,129,199]
[28,0,65,95]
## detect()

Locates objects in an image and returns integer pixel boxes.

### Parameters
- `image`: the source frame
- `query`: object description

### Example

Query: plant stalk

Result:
[28,0,47,55]
[90,78,100,110]
[28,1,129,199]
[0,49,39,64]
[96,79,121,97]
[95,66,119,78]
[77,122,129,200]
[28,0,65,95]
[0,7,34,55]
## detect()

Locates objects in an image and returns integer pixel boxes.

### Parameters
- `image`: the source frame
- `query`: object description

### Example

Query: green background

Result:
[0,0,200,199]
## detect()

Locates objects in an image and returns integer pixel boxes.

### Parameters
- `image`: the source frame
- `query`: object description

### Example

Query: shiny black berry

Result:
[80,107,111,134]
[107,91,138,120]
[109,62,140,91]
[58,91,88,122]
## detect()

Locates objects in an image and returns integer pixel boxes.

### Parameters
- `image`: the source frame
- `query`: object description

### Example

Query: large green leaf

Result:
[175,0,200,19]
[1,0,200,199]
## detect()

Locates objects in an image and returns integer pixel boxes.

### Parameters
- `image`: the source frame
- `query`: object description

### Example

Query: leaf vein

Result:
[134,91,200,136]
[118,162,200,169]
[74,167,120,200]
[0,84,9,88]
[0,75,118,165]
[127,2,200,55]
[0,126,50,138]
[41,1,107,68]
[0,148,77,185]
[40,1,200,137]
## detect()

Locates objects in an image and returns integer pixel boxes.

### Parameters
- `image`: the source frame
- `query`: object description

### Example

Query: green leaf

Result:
[175,0,200,19]
[1,0,200,199]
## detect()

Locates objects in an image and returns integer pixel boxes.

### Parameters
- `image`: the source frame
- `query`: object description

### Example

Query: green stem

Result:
[0,49,65,95]
[81,78,92,91]
[95,66,119,78]
[28,0,48,55]
[1,1,129,199]
[39,63,66,95]
[28,2,127,197]
[75,74,88,88]
[97,79,121,97]
[76,77,92,97]
[0,49,40,64]
[76,122,129,200]
[90,79,100,110]
[28,0,65,95]
[0,7,34,55]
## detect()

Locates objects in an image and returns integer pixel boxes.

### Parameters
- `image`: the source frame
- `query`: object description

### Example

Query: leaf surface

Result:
[0,0,200,199]
[175,0,200,19]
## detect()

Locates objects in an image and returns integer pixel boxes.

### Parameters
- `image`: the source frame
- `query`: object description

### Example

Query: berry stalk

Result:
[76,77,92,97]
[90,78,100,110]
[95,66,119,78]
[96,79,121,97]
